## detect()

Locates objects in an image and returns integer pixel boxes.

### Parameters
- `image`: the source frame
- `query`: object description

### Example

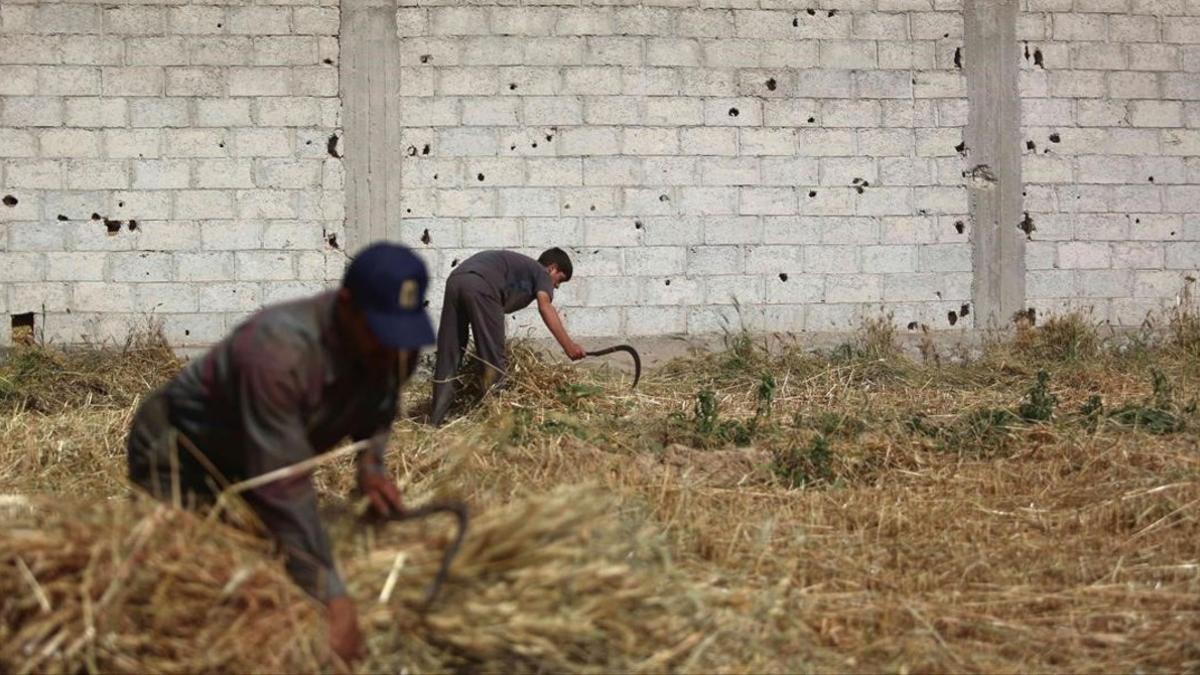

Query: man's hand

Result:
[328,596,363,664]
[357,463,404,519]
[564,341,586,361]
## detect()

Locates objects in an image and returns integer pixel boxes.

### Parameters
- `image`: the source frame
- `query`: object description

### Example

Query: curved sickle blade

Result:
[586,344,641,388]
[387,500,469,612]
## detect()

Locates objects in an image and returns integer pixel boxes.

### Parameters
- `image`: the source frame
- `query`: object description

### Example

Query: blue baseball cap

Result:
[342,242,436,349]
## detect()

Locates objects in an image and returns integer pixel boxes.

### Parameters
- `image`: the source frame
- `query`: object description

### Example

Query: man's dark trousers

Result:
[430,271,507,425]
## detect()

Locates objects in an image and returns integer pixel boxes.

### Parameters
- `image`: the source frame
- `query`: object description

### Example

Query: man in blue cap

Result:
[125,242,435,664]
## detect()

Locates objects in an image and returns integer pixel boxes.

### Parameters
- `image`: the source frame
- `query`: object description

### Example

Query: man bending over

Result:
[430,248,584,426]
[126,243,436,664]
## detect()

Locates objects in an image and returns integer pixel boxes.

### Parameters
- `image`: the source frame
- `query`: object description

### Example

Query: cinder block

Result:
[235,251,294,281]
[133,160,190,190]
[65,160,128,190]
[176,191,236,220]
[623,127,679,156]
[109,251,174,282]
[740,187,796,215]
[104,6,164,35]
[257,98,321,127]
[559,127,621,155]
[4,97,63,127]
[820,40,877,70]
[40,129,100,158]
[826,274,881,302]
[646,38,702,67]
[1058,241,1112,269]
[72,283,134,313]
[229,7,290,36]
[130,98,189,128]
[165,129,227,158]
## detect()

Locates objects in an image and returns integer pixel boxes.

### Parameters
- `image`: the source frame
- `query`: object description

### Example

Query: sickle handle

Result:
[584,344,641,388]
[387,500,468,612]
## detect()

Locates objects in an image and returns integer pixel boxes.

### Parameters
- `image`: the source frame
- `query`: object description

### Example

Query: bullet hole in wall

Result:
[420,54,431,63]
[423,300,430,308]
[327,134,341,158]
[953,47,962,69]
[532,142,538,148]
[420,228,431,245]
[91,213,101,220]
[1024,43,1030,60]
[664,279,671,286]
[766,77,776,91]
[1148,176,1155,183]
[659,194,669,202]
[218,141,225,148]
[947,310,958,326]
[127,220,138,231]
[323,58,333,65]
[2,195,17,207]
[728,107,739,117]
[779,273,788,282]
[960,303,970,318]
[907,321,919,331]
[1027,140,1036,151]
[589,204,596,211]
[509,83,517,90]
[104,219,122,235]
[827,9,837,16]
[422,144,430,155]
[326,233,339,249]
[1033,49,1044,68]
[807,116,815,123]
[792,17,798,27]
[955,220,965,234]
[118,201,125,208]
[450,258,459,268]
[1049,133,1061,143]
[634,220,643,229]
[57,214,68,221]
[1019,212,1036,240]
[955,141,967,155]
[1014,307,1037,326]
[808,190,817,198]
[477,173,485,182]
[407,146,417,156]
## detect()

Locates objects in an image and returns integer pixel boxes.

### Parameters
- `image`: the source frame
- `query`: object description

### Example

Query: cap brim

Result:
[364,309,437,350]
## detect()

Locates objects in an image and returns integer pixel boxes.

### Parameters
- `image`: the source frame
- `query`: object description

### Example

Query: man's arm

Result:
[236,352,345,601]
[537,291,585,360]
[235,349,364,662]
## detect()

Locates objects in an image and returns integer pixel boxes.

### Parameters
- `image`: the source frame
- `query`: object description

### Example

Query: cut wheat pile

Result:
[2,306,1200,672]
[1,484,712,674]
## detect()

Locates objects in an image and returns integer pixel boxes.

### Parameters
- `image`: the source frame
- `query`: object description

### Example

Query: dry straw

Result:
[3,308,1200,672]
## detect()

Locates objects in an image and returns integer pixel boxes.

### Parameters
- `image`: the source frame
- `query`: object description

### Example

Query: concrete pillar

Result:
[964,0,1025,329]
[341,0,404,254]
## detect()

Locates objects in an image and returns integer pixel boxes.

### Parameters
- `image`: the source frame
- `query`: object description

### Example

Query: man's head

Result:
[538,247,573,289]
[337,243,436,369]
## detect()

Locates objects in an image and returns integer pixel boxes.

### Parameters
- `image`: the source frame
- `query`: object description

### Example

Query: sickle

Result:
[585,344,641,388]
[386,500,469,612]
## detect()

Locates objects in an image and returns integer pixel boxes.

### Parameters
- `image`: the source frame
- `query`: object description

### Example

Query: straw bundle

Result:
[0,499,322,674]
[1,485,713,674]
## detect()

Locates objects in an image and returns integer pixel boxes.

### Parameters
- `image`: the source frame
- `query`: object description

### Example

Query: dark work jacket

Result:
[164,291,399,600]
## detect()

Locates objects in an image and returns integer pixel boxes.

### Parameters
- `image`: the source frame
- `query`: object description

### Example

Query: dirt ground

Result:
[2,313,1198,672]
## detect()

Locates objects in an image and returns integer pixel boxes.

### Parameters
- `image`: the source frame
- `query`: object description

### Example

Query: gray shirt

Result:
[164,291,399,600]
[452,250,555,313]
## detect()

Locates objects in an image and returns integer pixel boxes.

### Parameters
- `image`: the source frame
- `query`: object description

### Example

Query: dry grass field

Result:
[2,306,1199,673]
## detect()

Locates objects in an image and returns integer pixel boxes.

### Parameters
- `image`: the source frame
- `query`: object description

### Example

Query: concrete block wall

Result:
[0,0,344,347]
[3,0,1199,347]
[1020,0,1200,326]
[393,1,974,337]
